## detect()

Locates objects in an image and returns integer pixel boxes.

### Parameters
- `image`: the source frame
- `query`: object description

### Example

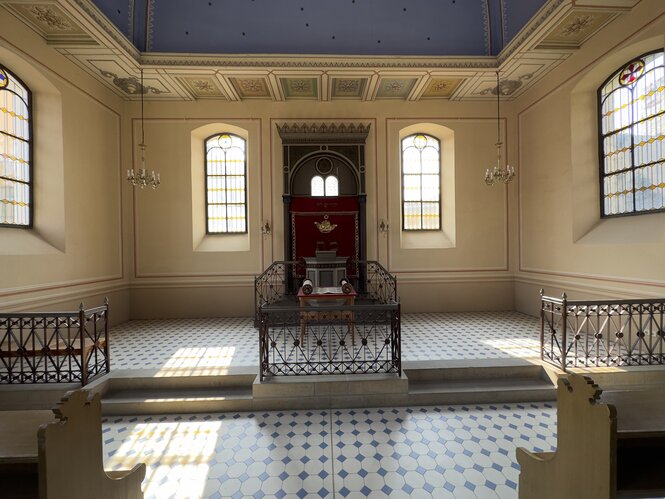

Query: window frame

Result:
[401,133,442,231]
[598,49,665,218]
[204,132,248,234]
[0,63,33,229]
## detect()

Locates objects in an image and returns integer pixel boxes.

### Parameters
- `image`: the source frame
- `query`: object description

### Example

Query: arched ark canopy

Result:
[278,122,369,265]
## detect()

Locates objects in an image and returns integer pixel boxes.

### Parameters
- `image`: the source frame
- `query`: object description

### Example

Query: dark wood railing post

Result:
[103,297,110,374]
[540,289,545,362]
[79,303,87,386]
[561,293,568,372]
[395,303,401,376]
[259,311,266,382]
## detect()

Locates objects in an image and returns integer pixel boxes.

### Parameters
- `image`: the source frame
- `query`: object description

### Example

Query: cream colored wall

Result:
[513,0,665,316]
[8,2,664,321]
[0,10,128,324]
[129,99,513,317]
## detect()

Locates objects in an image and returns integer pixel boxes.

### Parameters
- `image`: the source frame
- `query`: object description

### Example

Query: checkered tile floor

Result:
[103,402,557,499]
[108,312,541,371]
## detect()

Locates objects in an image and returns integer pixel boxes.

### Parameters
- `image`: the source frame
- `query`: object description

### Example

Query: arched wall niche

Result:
[0,44,65,254]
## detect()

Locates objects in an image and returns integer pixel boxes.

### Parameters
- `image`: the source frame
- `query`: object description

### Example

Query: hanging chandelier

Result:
[127,69,161,189]
[484,71,515,186]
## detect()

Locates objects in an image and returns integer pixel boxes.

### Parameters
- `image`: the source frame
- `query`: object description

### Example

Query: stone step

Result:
[407,376,556,405]
[403,358,545,382]
[97,367,258,415]
[101,386,254,415]
[91,361,562,414]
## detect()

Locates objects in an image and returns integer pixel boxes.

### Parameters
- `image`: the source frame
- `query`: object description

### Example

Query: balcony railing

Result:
[541,291,665,371]
[0,300,110,385]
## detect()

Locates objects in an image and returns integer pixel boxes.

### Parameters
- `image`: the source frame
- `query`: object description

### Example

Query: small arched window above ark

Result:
[0,64,32,228]
[599,50,665,217]
[311,174,339,196]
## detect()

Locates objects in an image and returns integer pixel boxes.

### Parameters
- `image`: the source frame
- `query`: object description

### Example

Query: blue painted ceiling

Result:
[91,0,548,56]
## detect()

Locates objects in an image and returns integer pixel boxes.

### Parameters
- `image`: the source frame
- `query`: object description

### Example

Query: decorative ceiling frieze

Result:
[0,0,644,102]
[177,76,226,99]
[280,78,318,99]
[331,78,366,99]
[536,10,618,49]
[3,2,95,45]
[375,78,417,99]
[421,78,464,98]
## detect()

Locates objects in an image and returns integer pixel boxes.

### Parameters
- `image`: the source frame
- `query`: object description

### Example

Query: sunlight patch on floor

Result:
[105,420,222,498]
[481,337,541,358]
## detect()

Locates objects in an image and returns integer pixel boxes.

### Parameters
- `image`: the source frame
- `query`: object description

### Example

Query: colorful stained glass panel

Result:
[599,51,665,216]
[1,64,31,227]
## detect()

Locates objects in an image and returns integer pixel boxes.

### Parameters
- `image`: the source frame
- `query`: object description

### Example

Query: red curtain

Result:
[290,196,359,262]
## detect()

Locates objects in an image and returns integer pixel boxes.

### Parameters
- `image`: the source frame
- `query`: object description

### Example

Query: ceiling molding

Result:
[0,0,643,102]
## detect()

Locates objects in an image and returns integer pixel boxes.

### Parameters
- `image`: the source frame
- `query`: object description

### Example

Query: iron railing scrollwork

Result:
[541,290,665,371]
[259,303,401,380]
[0,300,110,385]
[255,259,397,325]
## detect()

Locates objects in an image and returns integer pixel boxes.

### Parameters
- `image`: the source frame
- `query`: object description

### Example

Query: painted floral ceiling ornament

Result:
[560,15,595,37]
[29,6,72,31]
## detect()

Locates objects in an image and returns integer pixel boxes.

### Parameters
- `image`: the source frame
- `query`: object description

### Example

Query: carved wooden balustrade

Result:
[0,300,110,385]
[541,291,665,371]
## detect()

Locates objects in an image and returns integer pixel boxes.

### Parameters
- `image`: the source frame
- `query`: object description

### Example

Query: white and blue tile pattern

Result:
[108,312,541,371]
[103,402,556,498]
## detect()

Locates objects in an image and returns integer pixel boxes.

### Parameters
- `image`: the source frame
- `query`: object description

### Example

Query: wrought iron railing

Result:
[541,291,665,371]
[258,303,401,380]
[0,300,110,385]
[254,259,397,325]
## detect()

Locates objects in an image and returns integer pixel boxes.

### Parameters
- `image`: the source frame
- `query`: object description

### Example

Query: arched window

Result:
[324,175,339,196]
[0,64,32,227]
[599,50,665,216]
[205,133,247,233]
[310,174,338,196]
[401,133,440,230]
[311,175,324,196]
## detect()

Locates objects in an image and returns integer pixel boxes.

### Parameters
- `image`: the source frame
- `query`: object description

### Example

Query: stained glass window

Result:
[0,64,32,227]
[599,50,665,216]
[402,133,441,230]
[310,175,338,196]
[205,133,247,233]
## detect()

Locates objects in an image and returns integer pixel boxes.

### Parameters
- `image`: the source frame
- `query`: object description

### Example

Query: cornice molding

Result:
[139,54,498,70]
[69,0,140,59]
[498,0,568,64]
